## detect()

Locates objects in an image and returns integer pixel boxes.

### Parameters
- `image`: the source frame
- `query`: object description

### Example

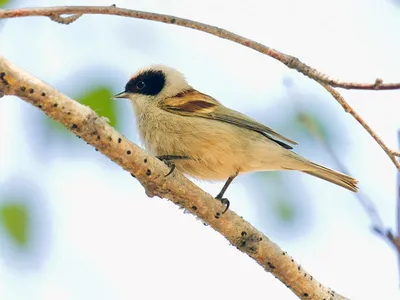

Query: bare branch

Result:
[0,56,349,300]
[327,78,400,90]
[0,6,399,91]
[320,83,400,171]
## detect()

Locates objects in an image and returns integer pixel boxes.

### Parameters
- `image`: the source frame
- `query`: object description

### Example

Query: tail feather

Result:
[302,162,358,192]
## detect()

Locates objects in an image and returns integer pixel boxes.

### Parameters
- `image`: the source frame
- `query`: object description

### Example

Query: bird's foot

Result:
[156,155,189,177]
[215,195,230,214]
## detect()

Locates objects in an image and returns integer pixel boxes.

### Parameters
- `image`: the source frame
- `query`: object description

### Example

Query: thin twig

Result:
[320,83,400,171]
[0,6,399,91]
[328,78,400,90]
[0,56,348,300]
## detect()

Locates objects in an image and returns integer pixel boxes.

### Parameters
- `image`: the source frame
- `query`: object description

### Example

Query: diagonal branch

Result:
[0,5,399,172]
[0,56,348,300]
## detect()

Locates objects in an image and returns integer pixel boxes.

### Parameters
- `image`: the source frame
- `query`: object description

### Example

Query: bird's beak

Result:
[113,91,129,99]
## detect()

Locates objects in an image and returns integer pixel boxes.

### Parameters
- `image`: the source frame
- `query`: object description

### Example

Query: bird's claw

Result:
[164,161,176,177]
[156,155,189,177]
[156,156,177,177]
[215,196,230,214]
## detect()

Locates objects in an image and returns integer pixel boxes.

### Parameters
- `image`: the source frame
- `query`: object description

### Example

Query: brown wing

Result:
[158,89,297,149]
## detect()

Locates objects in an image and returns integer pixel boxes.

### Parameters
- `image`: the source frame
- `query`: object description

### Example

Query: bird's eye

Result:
[136,81,146,90]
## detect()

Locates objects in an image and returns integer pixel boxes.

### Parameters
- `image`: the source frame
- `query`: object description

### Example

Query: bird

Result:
[114,65,358,212]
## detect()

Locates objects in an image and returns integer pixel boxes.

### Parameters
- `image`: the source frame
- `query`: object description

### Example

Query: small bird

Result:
[114,65,358,212]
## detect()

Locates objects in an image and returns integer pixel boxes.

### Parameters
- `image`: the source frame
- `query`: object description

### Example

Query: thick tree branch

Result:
[0,56,348,300]
[0,6,399,173]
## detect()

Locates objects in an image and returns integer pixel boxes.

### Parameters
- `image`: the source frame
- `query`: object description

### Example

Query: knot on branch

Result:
[49,13,82,24]
[373,78,383,89]
[286,56,334,84]
[285,56,300,69]
[236,231,261,254]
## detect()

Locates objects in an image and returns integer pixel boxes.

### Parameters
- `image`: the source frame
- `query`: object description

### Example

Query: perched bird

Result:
[114,65,358,212]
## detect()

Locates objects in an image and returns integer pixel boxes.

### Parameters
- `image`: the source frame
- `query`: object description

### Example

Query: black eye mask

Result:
[125,70,166,96]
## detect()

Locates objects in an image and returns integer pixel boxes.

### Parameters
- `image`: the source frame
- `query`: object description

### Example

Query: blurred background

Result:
[1,0,400,299]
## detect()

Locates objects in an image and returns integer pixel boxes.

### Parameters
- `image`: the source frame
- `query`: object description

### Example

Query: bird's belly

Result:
[139,117,245,180]
[169,133,291,180]
[146,130,241,180]
[138,110,294,180]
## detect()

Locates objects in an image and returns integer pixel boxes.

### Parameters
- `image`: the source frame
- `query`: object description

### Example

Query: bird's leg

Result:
[156,155,190,177]
[215,172,238,214]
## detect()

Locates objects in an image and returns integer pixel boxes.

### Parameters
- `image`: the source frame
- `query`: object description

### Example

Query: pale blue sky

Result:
[1,0,400,299]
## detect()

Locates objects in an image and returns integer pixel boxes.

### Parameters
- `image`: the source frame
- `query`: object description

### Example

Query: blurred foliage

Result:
[295,111,329,144]
[0,0,9,7]
[0,201,29,247]
[280,76,345,150]
[274,198,295,222]
[249,172,301,225]
[46,86,118,139]
[247,167,312,240]
[0,180,50,269]
[247,83,340,232]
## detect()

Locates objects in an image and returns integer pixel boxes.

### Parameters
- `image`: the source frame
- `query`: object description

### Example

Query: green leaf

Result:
[0,202,29,247]
[78,86,118,128]
[0,0,9,8]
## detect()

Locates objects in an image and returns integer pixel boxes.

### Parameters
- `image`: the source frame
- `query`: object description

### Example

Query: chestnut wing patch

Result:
[159,89,297,149]
[168,100,217,113]
[161,89,219,114]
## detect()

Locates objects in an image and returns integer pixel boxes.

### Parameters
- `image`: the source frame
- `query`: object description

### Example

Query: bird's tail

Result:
[301,161,358,192]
